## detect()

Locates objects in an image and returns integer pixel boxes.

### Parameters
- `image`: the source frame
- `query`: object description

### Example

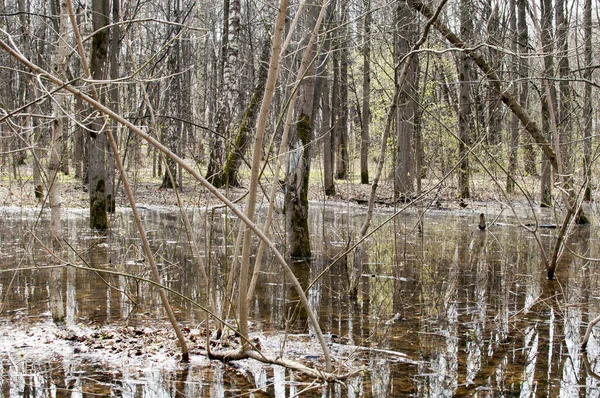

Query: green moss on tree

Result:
[287,112,312,259]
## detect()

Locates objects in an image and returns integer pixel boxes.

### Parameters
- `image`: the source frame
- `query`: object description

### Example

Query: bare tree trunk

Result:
[351,0,450,295]
[285,1,325,259]
[218,40,269,187]
[17,0,42,199]
[107,129,190,361]
[540,0,555,207]
[106,0,120,211]
[73,94,84,179]
[457,0,472,199]
[335,0,349,180]
[331,47,340,182]
[507,0,518,193]
[88,0,110,230]
[583,0,592,201]
[205,0,229,185]
[48,0,70,324]
[160,0,182,189]
[360,0,371,184]
[314,1,336,195]
[70,5,84,182]
[486,2,502,146]
[394,0,418,199]
[322,75,336,195]
[207,0,240,188]
[556,0,572,185]
[518,0,534,176]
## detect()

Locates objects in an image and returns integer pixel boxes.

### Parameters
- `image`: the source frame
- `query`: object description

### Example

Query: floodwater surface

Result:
[1,202,600,397]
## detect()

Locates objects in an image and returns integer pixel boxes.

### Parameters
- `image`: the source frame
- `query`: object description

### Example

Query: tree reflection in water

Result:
[1,205,600,396]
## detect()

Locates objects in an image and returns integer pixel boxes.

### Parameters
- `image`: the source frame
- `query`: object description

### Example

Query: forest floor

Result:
[0,163,530,212]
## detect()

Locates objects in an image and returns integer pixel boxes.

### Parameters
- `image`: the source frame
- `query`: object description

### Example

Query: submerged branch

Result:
[582,314,600,352]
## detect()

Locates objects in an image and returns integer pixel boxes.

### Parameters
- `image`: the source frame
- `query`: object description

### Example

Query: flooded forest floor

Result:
[3,168,600,396]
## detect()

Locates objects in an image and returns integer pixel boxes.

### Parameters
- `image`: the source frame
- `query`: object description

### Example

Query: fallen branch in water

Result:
[581,314,600,352]
[206,348,362,381]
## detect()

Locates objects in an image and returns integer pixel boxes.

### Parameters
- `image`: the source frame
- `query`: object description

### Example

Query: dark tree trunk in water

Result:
[286,113,312,258]
[88,0,110,230]
[89,125,108,229]
[285,3,320,259]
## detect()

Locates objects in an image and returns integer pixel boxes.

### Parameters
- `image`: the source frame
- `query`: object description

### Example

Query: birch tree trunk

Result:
[219,40,269,187]
[206,0,240,188]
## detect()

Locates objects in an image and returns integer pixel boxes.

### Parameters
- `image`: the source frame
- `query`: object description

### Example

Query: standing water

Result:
[1,203,600,397]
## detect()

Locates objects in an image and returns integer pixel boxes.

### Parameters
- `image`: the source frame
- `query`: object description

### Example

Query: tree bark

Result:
[285,1,325,259]
[507,0,518,193]
[556,0,572,183]
[206,0,241,188]
[88,0,110,230]
[48,0,71,324]
[335,0,349,180]
[106,0,120,211]
[322,76,336,195]
[410,0,589,228]
[160,0,183,189]
[360,0,371,185]
[518,0,535,176]
[457,0,472,199]
[486,2,502,146]
[539,0,556,207]
[394,0,418,198]
[218,40,269,187]
[583,0,592,201]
